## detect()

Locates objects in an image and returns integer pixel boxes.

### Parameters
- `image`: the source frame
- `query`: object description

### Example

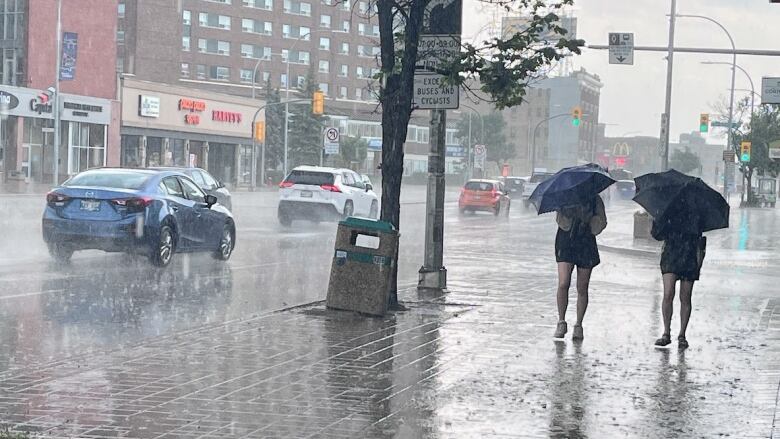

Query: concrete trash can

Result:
[633,210,653,239]
[326,217,399,316]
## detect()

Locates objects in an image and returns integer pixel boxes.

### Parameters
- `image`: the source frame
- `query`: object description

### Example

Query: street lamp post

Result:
[702,61,755,118]
[676,14,736,198]
[53,0,62,185]
[531,113,573,172]
[460,104,483,178]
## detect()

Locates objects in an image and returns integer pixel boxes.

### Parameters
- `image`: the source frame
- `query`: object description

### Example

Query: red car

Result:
[459,179,511,216]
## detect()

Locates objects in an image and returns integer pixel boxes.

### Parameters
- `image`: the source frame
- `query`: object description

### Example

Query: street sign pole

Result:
[662,0,676,171]
[417,0,461,293]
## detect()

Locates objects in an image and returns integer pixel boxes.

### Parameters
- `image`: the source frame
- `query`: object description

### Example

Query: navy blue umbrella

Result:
[529,163,616,214]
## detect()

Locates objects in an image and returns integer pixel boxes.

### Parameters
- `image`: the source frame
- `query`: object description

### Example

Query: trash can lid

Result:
[340,216,396,232]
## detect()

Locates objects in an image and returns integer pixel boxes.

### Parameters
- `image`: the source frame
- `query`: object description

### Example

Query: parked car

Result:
[615,180,636,200]
[277,166,379,226]
[42,168,236,267]
[500,176,528,198]
[521,170,555,208]
[756,176,777,208]
[459,179,511,216]
[151,167,232,211]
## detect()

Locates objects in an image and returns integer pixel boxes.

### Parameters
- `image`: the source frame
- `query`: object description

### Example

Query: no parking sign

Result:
[324,127,340,155]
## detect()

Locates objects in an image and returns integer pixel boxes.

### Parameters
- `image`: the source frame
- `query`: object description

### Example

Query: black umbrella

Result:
[633,169,729,233]
[530,163,616,214]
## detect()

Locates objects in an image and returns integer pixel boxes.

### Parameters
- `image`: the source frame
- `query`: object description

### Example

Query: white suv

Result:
[278,166,379,226]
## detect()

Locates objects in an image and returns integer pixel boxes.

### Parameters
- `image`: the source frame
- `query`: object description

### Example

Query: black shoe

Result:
[678,335,689,349]
[655,334,671,346]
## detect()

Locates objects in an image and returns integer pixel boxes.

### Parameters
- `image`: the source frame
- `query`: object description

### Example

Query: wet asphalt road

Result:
[0,186,464,371]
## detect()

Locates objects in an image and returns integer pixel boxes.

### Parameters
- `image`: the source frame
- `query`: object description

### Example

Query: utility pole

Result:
[661,0,676,171]
[53,0,62,185]
[418,108,447,292]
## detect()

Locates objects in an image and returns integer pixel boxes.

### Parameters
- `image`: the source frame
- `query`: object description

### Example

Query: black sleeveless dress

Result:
[555,217,600,269]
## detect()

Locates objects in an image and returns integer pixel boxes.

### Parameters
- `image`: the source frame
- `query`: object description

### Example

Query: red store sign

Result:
[179,99,206,112]
[212,110,242,124]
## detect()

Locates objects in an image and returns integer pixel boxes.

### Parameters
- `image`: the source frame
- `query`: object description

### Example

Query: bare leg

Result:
[661,273,678,337]
[575,267,592,326]
[557,262,574,322]
[678,280,694,338]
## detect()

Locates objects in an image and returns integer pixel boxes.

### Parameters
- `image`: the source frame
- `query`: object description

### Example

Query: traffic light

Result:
[699,113,709,133]
[571,106,582,127]
[312,90,324,115]
[740,141,751,162]
[253,121,265,142]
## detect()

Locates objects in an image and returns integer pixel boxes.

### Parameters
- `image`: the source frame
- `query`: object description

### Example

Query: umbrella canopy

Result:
[633,169,729,233]
[530,163,616,214]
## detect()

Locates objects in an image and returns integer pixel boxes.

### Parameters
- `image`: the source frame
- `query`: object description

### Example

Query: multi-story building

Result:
[535,68,602,172]
[118,0,381,103]
[0,0,119,185]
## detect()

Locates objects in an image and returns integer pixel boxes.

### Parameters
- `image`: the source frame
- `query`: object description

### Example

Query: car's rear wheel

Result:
[493,203,501,216]
[213,223,235,261]
[151,225,175,267]
[278,208,292,227]
[48,242,73,263]
[343,200,354,219]
[369,201,379,219]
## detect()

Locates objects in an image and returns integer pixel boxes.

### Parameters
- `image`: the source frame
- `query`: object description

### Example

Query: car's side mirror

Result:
[217,181,224,188]
[365,183,373,192]
[204,194,218,208]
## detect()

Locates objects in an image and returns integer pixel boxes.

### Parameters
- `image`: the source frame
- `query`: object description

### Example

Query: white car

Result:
[521,171,555,208]
[278,166,379,226]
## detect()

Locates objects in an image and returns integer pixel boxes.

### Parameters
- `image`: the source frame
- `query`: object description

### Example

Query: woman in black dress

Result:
[553,195,607,341]
[652,213,705,349]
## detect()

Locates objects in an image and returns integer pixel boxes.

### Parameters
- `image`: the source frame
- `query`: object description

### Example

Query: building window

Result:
[182,36,191,51]
[319,60,329,73]
[296,75,306,88]
[69,123,107,175]
[209,66,230,81]
[199,13,231,30]
[319,37,330,50]
[204,0,232,4]
[356,66,364,78]
[340,42,349,54]
[243,19,272,35]
[182,10,191,25]
[116,30,125,42]
[116,57,124,73]
[339,64,348,77]
[181,63,190,77]
[196,64,206,79]
[358,1,367,13]
[341,0,350,10]
[198,39,230,55]
[320,14,331,28]
[240,68,255,82]
[0,0,23,41]
[241,44,270,59]
[372,24,380,36]
[358,23,365,35]
[322,0,332,4]
[341,21,350,32]
[262,72,270,82]
[372,46,380,56]
[118,3,125,17]
[355,88,362,100]
[284,0,311,16]
[285,50,309,64]
[339,86,347,98]
[283,24,311,39]
[243,0,272,9]
[319,83,329,95]
[281,73,288,88]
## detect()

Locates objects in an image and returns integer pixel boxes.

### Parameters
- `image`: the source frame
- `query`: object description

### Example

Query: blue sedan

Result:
[42,168,236,267]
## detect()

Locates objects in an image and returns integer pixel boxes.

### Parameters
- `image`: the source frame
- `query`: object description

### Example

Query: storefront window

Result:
[146,136,163,167]
[69,122,106,174]
[121,135,141,167]
[172,138,187,166]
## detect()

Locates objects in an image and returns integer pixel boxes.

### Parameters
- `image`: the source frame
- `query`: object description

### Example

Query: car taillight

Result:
[279,181,294,188]
[113,197,153,213]
[46,191,70,206]
[320,184,342,193]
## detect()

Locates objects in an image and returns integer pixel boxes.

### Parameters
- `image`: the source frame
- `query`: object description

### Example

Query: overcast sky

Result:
[462,0,780,144]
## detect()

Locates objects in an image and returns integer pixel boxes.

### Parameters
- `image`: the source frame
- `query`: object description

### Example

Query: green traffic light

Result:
[572,118,581,127]
[699,123,708,133]
[741,153,750,162]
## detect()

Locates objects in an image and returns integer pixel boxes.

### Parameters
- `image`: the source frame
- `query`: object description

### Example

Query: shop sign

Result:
[139,95,160,118]
[0,90,19,111]
[184,114,201,125]
[30,98,52,115]
[212,110,242,123]
[63,101,103,118]
[179,99,206,112]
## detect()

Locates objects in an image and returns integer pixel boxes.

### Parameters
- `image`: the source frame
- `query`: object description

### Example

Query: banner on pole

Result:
[60,32,78,81]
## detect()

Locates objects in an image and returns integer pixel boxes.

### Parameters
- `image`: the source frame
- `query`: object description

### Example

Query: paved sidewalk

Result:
[1,205,779,438]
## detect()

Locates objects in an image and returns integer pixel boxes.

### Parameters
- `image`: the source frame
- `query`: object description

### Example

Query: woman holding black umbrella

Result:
[651,213,705,349]
[633,169,729,349]
[528,164,614,341]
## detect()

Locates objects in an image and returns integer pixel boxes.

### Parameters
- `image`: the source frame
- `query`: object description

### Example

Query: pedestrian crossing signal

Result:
[740,141,751,162]
[571,106,582,127]
[699,113,709,133]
